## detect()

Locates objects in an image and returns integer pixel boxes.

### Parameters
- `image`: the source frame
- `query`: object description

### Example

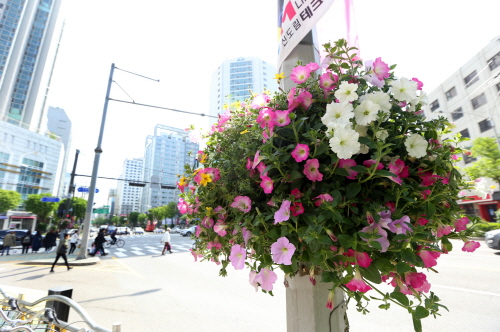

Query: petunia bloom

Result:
[417,248,441,268]
[260,175,274,194]
[345,249,373,268]
[354,100,380,125]
[313,194,334,207]
[345,269,372,292]
[255,268,278,292]
[274,200,291,224]
[303,159,323,182]
[335,81,359,103]
[230,196,252,213]
[290,65,311,84]
[213,221,227,237]
[405,133,428,159]
[270,237,296,265]
[329,127,360,159]
[249,270,259,291]
[388,216,412,235]
[391,77,418,102]
[338,159,359,180]
[462,241,480,252]
[290,202,305,216]
[321,101,354,126]
[454,216,469,232]
[229,244,246,270]
[291,144,310,163]
[274,110,291,127]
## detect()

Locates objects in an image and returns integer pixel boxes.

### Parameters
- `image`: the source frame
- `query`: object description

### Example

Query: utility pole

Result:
[64,149,80,224]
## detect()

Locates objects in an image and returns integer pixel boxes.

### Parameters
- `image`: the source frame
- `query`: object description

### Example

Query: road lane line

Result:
[433,284,500,297]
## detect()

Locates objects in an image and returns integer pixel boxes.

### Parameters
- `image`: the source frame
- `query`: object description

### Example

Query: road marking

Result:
[433,284,500,297]
[131,247,142,250]
[144,246,157,249]
[111,257,145,279]
[115,248,127,252]
[114,252,128,257]
[131,251,145,255]
[147,250,162,254]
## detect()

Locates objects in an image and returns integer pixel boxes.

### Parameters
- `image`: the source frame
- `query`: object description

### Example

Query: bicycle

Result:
[103,237,125,249]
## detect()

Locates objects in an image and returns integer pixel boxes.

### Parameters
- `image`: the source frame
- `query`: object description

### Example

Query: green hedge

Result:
[470,222,500,236]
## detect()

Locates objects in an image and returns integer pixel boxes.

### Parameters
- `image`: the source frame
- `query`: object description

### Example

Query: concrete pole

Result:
[77,63,115,260]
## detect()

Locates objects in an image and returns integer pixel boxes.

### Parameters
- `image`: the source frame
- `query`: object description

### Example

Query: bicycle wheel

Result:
[104,241,111,249]
[116,238,125,248]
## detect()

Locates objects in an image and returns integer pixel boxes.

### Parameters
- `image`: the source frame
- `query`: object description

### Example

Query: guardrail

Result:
[0,288,120,332]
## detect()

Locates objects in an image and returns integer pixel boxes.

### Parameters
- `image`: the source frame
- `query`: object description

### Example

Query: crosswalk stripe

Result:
[114,252,128,257]
[148,250,162,254]
[131,247,141,250]
[131,251,145,255]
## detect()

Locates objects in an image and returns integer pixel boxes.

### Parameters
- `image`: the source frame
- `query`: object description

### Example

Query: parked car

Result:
[117,227,130,235]
[153,228,165,233]
[132,227,144,235]
[0,229,30,247]
[485,229,500,250]
[180,226,196,237]
[170,226,181,234]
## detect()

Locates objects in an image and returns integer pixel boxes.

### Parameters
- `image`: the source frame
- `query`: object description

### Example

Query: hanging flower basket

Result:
[178,39,481,331]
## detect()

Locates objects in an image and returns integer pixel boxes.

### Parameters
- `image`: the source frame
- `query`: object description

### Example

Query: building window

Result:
[488,52,500,71]
[464,70,478,87]
[460,128,470,138]
[430,100,440,112]
[478,119,492,133]
[445,87,457,101]
[471,93,487,110]
[451,107,463,121]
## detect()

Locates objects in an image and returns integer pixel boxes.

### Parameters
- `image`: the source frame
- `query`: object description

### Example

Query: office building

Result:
[209,57,278,122]
[141,125,198,212]
[424,35,500,221]
[116,158,143,215]
[47,106,71,197]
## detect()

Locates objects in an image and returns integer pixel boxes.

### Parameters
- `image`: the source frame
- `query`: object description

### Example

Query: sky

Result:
[47,0,500,206]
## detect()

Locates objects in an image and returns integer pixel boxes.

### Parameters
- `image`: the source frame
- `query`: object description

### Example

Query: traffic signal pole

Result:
[64,149,80,222]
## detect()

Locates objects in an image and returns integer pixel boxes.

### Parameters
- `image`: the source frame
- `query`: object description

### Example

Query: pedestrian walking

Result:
[50,233,72,272]
[90,229,107,256]
[43,229,57,253]
[69,231,80,254]
[1,231,16,256]
[31,231,43,253]
[160,228,172,255]
[21,230,32,254]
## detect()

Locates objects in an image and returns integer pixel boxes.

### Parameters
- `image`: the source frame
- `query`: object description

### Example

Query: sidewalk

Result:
[0,249,100,266]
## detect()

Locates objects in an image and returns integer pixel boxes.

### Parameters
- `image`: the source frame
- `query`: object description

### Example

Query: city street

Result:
[1,236,499,331]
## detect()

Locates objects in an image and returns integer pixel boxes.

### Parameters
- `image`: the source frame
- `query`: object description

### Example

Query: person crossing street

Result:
[160,228,172,255]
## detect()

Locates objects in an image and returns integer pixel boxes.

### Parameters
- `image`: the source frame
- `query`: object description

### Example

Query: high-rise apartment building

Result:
[141,125,198,212]
[209,57,278,121]
[424,35,500,221]
[47,106,71,197]
[0,0,63,133]
[116,158,143,215]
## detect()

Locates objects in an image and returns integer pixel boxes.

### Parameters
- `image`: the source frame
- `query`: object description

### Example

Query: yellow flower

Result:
[200,154,208,163]
[200,173,212,186]
[206,207,213,216]
[179,177,188,186]
[240,129,249,134]
[274,72,286,81]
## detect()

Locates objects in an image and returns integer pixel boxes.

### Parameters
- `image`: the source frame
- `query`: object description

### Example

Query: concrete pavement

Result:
[0,250,100,266]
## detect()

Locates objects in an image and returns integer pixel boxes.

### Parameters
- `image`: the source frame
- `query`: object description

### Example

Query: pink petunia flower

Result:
[260,175,274,194]
[454,216,469,232]
[404,272,431,293]
[256,108,276,129]
[178,198,189,214]
[306,62,320,72]
[388,216,413,235]
[417,248,441,268]
[190,249,203,262]
[214,221,227,237]
[313,194,334,207]
[384,202,396,213]
[229,244,246,270]
[345,249,373,268]
[270,237,296,265]
[257,162,267,176]
[252,150,263,169]
[363,159,384,171]
[436,224,453,238]
[338,159,359,180]
[287,88,299,111]
[345,270,372,293]
[297,90,313,109]
[290,202,304,216]
[251,93,270,109]
[326,291,334,310]
[387,159,409,185]
[230,196,252,213]
[291,144,310,162]
[249,270,259,291]
[417,217,430,226]
[319,71,338,91]
[245,158,252,170]
[411,77,424,90]
[242,227,252,246]
[291,188,303,199]
[207,241,223,250]
[371,57,391,80]
[274,200,291,224]
[462,241,480,252]
[274,110,291,127]
[304,159,323,182]
[255,268,278,292]
[290,65,311,84]
[201,217,214,229]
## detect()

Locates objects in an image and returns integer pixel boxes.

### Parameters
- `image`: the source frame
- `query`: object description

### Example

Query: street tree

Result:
[23,193,59,226]
[58,198,87,222]
[164,201,178,225]
[0,189,21,213]
[138,213,147,227]
[129,211,139,225]
[464,137,500,183]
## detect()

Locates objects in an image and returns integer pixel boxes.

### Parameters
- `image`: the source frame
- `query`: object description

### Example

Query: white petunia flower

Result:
[390,78,418,102]
[354,124,368,137]
[334,81,359,103]
[404,133,428,158]
[357,144,370,154]
[375,130,389,141]
[354,100,380,125]
[321,101,354,126]
[329,127,360,159]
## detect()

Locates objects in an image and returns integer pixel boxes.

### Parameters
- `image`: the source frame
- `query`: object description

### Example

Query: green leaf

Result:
[334,168,350,177]
[315,142,328,156]
[368,240,382,250]
[401,248,417,265]
[337,234,355,249]
[392,234,409,241]
[279,153,291,163]
[290,170,302,181]
[412,315,422,332]
[373,257,394,273]
[414,306,429,319]
[390,292,409,306]
[340,62,350,69]
[358,136,371,145]
[396,262,411,273]
[425,202,436,219]
[375,170,397,177]
[331,210,345,223]
[359,264,381,284]
[350,165,369,173]
[318,234,333,245]
[309,239,321,253]
[345,182,361,199]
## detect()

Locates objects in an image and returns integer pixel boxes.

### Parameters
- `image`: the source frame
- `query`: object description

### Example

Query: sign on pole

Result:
[77,187,99,193]
[278,0,335,68]
[40,197,60,203]
[93,208,109,214]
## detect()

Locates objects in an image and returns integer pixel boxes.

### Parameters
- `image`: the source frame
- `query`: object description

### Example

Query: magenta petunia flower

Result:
[260,175,274,194]
[257,162,267,176]
[417,217,429,226]
[230,196,252,213]
[388,216,412,235]
[346,249,373,268]
[291,188,303,199]
[345,270,372,293]
[411,77,424,90]
[201,217,214,229]
[297,90,313,109]
[417,248,440,268]
[462,241,480,252]
[252,150,263,169]
[290,202,304,216]
[290,65,311,84]
[273,110,291,127]
[371,57,390,80]
[363,159,384,171]
[338,159,359,180]
[255,268,278,292]
[256,108,276,129]
[270,237,296,265]
[319,71,338,91]
[387,159,409,185]
[436,224,453,237]
[287,87,299,111]
[251,93,270,109]
[306,62,320,72]
[274,200,291,224]
[177,198,189,214]
[303,159,323,182]
[403,272,431,293]
[291,144,310,162]
[454,216,469,232]
[229,244,246,270]
[313,194,333,207]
